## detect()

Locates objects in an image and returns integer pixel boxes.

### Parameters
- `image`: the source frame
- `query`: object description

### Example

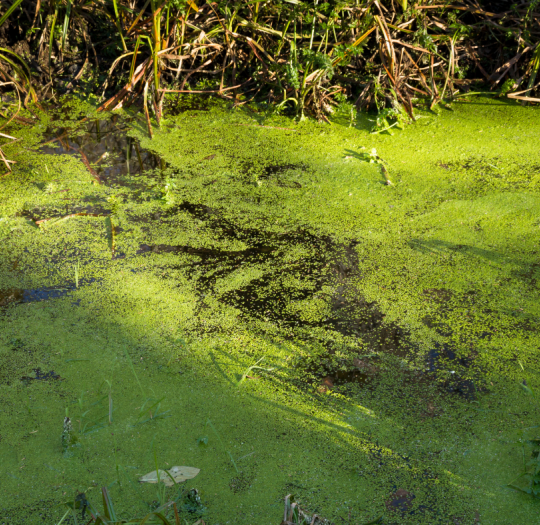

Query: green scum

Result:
[0,96,539,523]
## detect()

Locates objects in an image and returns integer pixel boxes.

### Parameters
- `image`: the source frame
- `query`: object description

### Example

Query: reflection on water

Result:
[40,117,165,186]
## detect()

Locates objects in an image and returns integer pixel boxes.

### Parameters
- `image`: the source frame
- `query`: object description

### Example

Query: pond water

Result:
[1,97,540,524]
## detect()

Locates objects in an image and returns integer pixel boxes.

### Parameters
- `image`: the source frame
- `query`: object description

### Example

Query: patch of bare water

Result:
[40,117,165,186]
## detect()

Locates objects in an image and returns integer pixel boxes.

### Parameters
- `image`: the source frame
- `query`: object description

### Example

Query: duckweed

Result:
[0,96,539,524]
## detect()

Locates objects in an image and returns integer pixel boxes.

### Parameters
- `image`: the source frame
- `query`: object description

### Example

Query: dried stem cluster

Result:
[0,0,538,133]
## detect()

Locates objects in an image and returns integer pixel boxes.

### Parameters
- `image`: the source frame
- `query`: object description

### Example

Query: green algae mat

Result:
[1,97,540,524]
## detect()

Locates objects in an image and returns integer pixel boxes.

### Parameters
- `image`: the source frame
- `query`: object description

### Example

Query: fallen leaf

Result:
[322,376,334,388]
[139,466,200,487]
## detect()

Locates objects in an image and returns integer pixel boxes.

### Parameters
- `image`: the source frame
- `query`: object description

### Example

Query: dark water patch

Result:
[218,234,409,363]
[140,198,482,399]
[385,489,415,515]
[40,118,164,186]
[235,161,308,188]
[20,206,111,224]
[140,203,297,284]
[260,164,304,177]
[0,286,71,307]
[23,287,73,302]
[383,487,444,524]
[217,235,329,324]
[137,243,275,259]
[157,202,313,253]
[382,484,479,524]
[229,471,255,494]
[0,279,98,309]
[257,163,305,188]
[316,361,379,392]
[422,287,453,304]
[20,368,62,385]
[418,291,489,400]
[426,342,482,400]
[307,352,383,393]
[307,321,484,399]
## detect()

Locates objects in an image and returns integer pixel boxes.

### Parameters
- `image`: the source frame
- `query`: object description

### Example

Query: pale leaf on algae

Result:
[139,466,200,487]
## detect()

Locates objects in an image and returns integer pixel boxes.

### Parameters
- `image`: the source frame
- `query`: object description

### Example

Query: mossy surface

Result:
[1,97,540,524]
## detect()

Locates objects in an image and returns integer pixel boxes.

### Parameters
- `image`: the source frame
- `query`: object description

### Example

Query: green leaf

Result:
[61,0,72,51]
[0,0,23,29]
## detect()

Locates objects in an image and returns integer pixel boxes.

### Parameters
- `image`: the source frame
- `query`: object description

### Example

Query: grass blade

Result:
[61,0,72,51]
[101,487,117,521]
[48,6,59,65]
[0,0,23,29]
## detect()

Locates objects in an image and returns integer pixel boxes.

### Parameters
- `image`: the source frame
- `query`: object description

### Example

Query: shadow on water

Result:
[410,238,540,293]
[135,203,481,399]
[0,112,497,524]
[29,113,484,401]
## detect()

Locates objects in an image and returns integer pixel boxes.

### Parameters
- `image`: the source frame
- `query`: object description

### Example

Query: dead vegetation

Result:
[0,0,539,166]
[0,0,538,112]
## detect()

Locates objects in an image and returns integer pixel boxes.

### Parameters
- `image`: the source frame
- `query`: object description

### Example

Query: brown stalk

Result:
[219,47,230,91]
[440,37,455,101]
[173,502,181,525]
[31,0,41,28]
[35,213,109,226]
[0,146,14,171]
[374,14,395,77]
[178,58,213,91]
[490,45,533,86]
[158,53,191,60]
[429,54,440,108]
[57,134,71,151]
[507,93,540,102]
[466,44,494,83]
[98,57,152,112]
[246,39,268,69]
[508,80,540,96]
[78,148,102,184]
[160,81,247,94]
[405,83,429,95]
[391,39,434,55]
[152,96,161,126]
